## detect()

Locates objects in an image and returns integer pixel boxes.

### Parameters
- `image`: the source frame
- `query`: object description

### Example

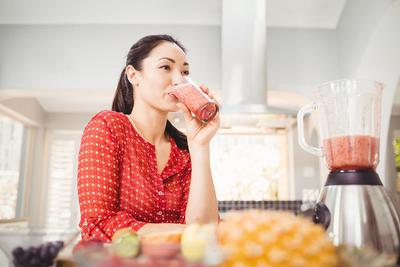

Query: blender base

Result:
[316,170,400,260]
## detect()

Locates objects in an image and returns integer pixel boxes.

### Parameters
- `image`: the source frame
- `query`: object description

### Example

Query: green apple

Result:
[111,227,140,258]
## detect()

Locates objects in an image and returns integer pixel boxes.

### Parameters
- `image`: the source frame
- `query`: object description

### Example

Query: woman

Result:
[77,34,219,242]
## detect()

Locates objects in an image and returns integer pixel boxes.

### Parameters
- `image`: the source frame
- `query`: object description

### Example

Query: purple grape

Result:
[23,248,33,260]
[53,240,64,250]
[39,244,47,259]
[28,256,40,267]
[13,258,24,267]
[48,245,58,258]
[11,246,23,258]
[11,240,65,267]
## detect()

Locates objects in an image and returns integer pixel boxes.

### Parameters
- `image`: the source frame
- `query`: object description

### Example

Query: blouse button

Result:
[158,191,164,196]
[157,211,163,215]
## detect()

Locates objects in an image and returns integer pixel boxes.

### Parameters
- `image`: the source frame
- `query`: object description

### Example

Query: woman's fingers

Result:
[208,114,220,126]
[199,84,220,105]
[199,84,209,94]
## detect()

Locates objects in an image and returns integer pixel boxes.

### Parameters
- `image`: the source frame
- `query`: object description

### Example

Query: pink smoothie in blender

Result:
[297,79,383,172]
[323,135,379,170]
[169,79,218,122]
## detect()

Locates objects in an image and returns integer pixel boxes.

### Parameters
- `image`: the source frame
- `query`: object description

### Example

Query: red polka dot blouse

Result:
[77,110,191,242]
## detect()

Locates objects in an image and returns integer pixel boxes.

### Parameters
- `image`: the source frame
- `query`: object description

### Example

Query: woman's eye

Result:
[182,70,190,75]
[160,65,171,71]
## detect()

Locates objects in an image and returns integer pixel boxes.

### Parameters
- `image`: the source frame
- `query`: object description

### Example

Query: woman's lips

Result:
[166,93,178,101]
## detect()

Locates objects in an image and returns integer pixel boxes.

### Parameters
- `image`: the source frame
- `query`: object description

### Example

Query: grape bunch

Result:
[12,240,64,267]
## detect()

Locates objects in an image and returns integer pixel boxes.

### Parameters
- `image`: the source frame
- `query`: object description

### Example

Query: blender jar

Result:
[297,79,383,171]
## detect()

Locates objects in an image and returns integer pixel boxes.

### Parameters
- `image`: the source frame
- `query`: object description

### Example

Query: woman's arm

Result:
[185,144,219,224]
[137,223,186,235]
[176,85,220,224]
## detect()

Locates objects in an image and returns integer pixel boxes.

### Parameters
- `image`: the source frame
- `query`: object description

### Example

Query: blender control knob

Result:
[313,202,331,229]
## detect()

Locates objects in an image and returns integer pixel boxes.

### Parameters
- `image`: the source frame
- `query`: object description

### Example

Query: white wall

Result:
[267,28,340,97]
[354,0,400,183]
[45,113,94,130]
[1,25,345,100]
[0,25,221,93]
[337,0,392,77]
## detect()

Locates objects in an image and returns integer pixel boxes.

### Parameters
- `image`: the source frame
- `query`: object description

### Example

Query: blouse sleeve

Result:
[77,113,146,242]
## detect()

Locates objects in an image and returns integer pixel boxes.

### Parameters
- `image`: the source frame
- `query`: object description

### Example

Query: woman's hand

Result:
[177,85,220,147]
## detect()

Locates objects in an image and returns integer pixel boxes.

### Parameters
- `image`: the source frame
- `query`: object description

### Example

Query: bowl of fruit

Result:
[0,227,79,267]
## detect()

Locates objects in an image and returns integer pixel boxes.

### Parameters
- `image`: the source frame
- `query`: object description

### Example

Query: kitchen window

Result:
[44,130,81,229]
[211,128,290,200]
[0,114,27,219]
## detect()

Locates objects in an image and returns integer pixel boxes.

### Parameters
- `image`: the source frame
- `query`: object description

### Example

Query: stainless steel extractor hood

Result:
[221,0,295,116]
[170,0,296,131]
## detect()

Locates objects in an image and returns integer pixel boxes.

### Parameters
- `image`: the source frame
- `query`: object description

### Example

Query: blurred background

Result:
[0,0,399,261]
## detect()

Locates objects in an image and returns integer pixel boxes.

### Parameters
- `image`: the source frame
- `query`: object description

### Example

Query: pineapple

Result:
[217,210,337,267]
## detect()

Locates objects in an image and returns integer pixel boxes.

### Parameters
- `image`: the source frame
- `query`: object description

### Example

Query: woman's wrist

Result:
[188,142,210,155]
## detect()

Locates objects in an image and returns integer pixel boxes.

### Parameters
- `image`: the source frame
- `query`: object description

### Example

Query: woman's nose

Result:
[172,72,186,86]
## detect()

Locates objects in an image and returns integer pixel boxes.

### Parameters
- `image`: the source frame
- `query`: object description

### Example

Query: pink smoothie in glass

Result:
[169,83,218,122]
[323,135,379,170]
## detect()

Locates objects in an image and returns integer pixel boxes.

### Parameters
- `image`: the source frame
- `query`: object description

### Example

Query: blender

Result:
[297,79,400,259]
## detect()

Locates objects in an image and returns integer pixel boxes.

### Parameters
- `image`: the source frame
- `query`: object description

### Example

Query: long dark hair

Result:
[112,34,188,150]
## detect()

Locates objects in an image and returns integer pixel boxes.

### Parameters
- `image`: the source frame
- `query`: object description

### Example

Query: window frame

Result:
[43,129,82,229]
[0,110,34,219]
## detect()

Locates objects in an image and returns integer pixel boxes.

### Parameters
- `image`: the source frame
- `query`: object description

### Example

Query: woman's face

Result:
[130,41,189,113]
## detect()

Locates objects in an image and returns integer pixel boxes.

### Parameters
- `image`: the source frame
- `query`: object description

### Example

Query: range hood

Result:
[171,0,297,131]
[221,0,295,116]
